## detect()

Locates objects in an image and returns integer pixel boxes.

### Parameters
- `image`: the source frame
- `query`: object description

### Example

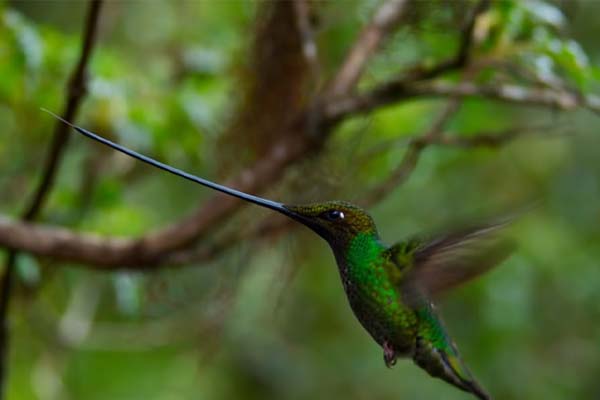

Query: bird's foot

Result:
[383,341,397,368]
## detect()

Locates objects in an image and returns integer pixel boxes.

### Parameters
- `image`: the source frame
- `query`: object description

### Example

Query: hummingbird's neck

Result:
[334,231,385,276]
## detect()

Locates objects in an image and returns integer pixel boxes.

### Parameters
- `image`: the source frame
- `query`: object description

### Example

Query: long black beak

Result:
[43,109,300,219]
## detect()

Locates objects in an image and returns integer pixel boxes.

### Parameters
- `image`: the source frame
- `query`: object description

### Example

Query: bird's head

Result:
[282,201,379,246]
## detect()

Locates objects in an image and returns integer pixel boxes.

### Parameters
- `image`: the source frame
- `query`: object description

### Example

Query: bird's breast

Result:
[338,257,417,355]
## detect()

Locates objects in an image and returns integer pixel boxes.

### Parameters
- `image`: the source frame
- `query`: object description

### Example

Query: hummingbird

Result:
[46,110,515,400]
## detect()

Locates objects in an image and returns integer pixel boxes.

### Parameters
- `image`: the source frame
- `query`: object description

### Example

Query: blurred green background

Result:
[1,0,600,399]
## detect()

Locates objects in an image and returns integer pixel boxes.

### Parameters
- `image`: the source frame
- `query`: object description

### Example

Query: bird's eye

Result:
[322,209,344,221]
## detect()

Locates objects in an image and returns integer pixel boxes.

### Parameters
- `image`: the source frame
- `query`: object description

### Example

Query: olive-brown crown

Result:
[284,201,379,245]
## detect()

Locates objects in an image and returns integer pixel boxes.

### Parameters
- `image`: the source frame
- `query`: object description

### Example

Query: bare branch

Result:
[417,82,600,111]
[361,121,564,207]
[361,100,461,206]
[355,62,484,206]
[0,119,565,270]
[0,0,103,397]
[2,84,595,270]
[326,81,600,121]
[139,132,314,260]
[0,0,595,275]
[434,129,528,148]
[0,130,316,269]
[399,0,489,83]
[11,1,324,268]
[327,0,411,97]
[23,1,104,221]
[0,1,319,270]
[0,211,289,270]
[170,115,540,265]
[330,0,488,120]
[0,216,132,268]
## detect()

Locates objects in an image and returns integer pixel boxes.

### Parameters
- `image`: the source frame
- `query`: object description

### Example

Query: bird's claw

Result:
[383,341,397,368]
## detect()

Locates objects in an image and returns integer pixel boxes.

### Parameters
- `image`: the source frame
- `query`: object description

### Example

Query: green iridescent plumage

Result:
[283,201,513,400]
[51,115,515,400]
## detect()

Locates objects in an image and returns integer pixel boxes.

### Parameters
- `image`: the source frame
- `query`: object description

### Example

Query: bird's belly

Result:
[345,282,417,356]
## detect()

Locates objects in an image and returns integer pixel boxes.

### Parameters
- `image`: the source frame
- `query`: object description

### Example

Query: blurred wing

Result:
[388,220,515,306]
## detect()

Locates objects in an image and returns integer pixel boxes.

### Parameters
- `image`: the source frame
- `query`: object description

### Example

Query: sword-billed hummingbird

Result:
[46,110,515,400]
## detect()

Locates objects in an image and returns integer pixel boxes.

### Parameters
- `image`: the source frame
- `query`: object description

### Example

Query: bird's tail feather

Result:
[414,305,491,400]
[413,341,490,400]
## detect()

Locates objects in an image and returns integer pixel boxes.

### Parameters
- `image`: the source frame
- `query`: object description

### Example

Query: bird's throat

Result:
[343,232,385,276]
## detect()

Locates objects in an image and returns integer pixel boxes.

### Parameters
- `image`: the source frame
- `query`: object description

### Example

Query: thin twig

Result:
[325,81,600,121]
[361,121,569,161]
[361,99,462,206]
[327,0,411,97]
[435,129,526,148]
[400,0,489,83]
[324,0,488,122]
[358,60,485,207]
[0,1,103,397]
[23,1,103,220]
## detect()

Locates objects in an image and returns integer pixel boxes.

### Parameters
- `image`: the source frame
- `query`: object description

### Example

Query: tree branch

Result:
[0,132,313,269]
[432,128,537,148]
[398,0,489,83]
[360,123,560,207]
[0,1,596,272]
[0,0,414,268]
[325,81,600,121]
[0,86,593,270]
[0,0,103,397]
[171,117,543,267]
[361,99,462,206]
[23,2,103,221]
[0,119,564,269]
[1,1,316,268]
[329,0,488,120]
[327,0,411,97]
[0,73,590,271]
